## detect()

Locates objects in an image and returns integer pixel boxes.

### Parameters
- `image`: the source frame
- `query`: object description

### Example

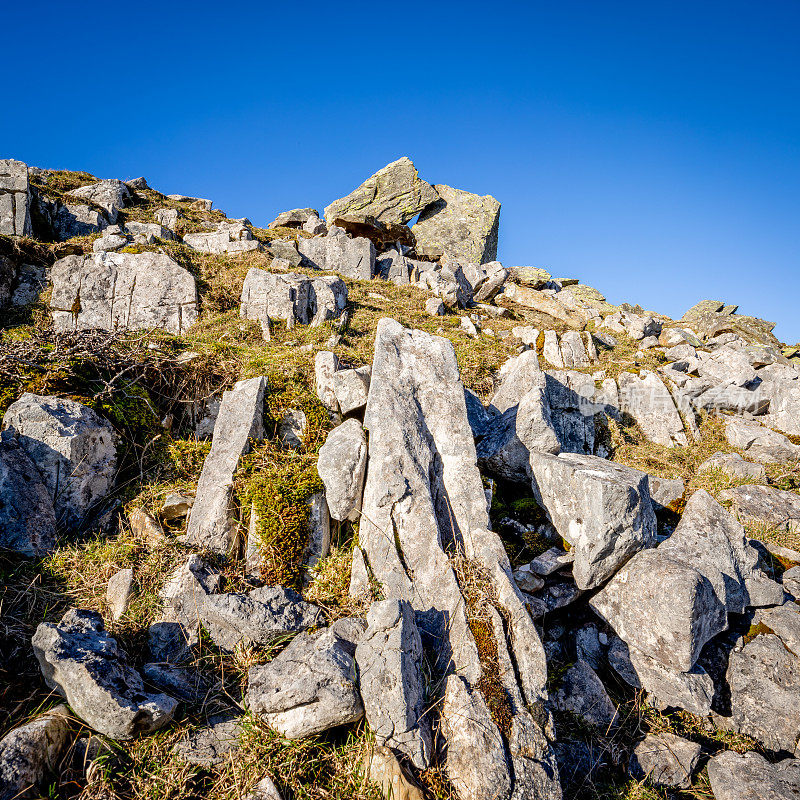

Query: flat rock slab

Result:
[629,732,701,789]
[317,419,367,522]
[173,715,241,767]
[246,625,363,738]
[707,750,800,800]
[185,376,266,553]
[200,585,322,651]
[719,484,800,532]
[33,609,177,740]
[50,252,197,335]
[3,393,116,531]
[698,451,766,480]
[529,451,657,589]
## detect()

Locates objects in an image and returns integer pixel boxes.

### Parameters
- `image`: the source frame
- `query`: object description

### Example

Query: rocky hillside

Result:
[1,155,799,800]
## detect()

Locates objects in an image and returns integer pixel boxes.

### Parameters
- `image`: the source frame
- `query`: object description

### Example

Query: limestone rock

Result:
[489,350,545,413]
[501,284,587,329]
[183,221,262,254]
[184,377,267,553]
[317,419,367,522]
[0,431,57,556]
[246,625,364,738]
[698,451,766,480]
[529,452,656,589]
[240,268,311,333]
[725,418,800,464]
[298,226,375,281]
[544,371,598,454]
[200,586,322,651]
[413,184,500,264]
[349,546,372,601]
[332,365,370,415]
[0,705,71,800]
[278,409,307,449]
[166,194,212,210]
[618,371,688,447]
[555,661,618,730]
[174,715,241,767]
[69,179,129,223]
[355,600,431,769]
[629,732,701,789]
[648,475,685,513]
[50,252,198,335]
[0,159,32,236]
[324,157,437,226]
[718,484,800,532]
[154,207,181,230]
[33,609,177,740]
[310,275,348,326]
[707,750,800,800]
[425,296,445,316]
[106,568,134,621]
[3,394,116,530]
[161,493,193,521]
[269,208,319,229]
[361,745,424,800]
[140,662,210,703]
[314,351,340,412]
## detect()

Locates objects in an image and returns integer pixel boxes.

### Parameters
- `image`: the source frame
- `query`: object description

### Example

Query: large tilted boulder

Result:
[0,431,57,556]
[199,586,322,651]
[412,184,500,264]
[0,705,72,800]
[185,376,267,553]
[49,252,198,335]
[298,225,375,281]
[317,419,368,522]
[707,750,800,800]
[529,452,657,589]
[355,600,432,770]
[323,157,438,226]
[0,158,32,236]
[246,621,364,738]
[33,609,177,740]
[3,394,117,530]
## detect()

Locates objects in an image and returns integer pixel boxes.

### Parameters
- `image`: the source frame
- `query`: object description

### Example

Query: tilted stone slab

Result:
[0,158,32,236]
[317,418,367,522]
[184,377,266,553]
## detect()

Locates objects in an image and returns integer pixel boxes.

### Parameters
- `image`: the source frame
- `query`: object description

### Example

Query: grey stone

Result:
[0,705,71,800]
[185,377,267,553]
[33,609,177,740]
[200,586,322,651]
[317,419,367,522]
[413,184,500,264]
[240,268,310,334]
[529,452,656,589]
[0,431,57,556]
[527,547,574,576]
[355,599,432,769]
[184,221,262,254]
[591,549,726,672]
[489,350,545,413]
[324,157,437,226]
[303,214,327,235]
[473,265,509,303]
[784,566,800,598]
[123,220,177,242]
[174,715,241,767]
[718,484,800,532]
[332,365,370,415]
[242,775,284,800]
[361,745,424,800]
[629,732,701,789]
[759,603,800,655]
[10,261,49,307]
[246,626,364,738]
[269,208,319,229]
[161,493,193,521]
[141,662,210,703]
[555,660,618,730]
[149,555,222,663]
[298,226,375,281]
[153,208,181,230]
[106,568,134,621]
[92,232,129,252]
[618,370,688,447]
[50,252,198,335]
[166,194,212,210]
[304,493,331,572]
[575,624,603,669]
[264,239,304,268]
[3,394,116,531]
[559,330,591,369]
[425,296,445,316]
[0,159,32,236]
[725,418,800,464]
[69,180,129,224]
[441,674,511,800]
[648,475,685,513]
[659,489,783,612]
[524,581,583,618]
[32,192,107,240]
[314,351,340,413]
[310,275,348,326]
[707,750,800,800]
[349,546,372,601]
[278,409,307,449]
[699,451,766,481]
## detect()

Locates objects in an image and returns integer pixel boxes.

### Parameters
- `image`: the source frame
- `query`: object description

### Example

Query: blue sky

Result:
[4,1,798,342]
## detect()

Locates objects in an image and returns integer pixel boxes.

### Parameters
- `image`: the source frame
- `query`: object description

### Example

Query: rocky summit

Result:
[0,156,799,800]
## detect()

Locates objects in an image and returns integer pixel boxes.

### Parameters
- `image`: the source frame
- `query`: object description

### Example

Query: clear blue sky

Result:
[4,1,798,342]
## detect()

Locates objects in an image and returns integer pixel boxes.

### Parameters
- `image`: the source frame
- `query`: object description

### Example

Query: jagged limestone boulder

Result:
[707,750,800,800]
[617,371,688,447]
[317,419,368,522]
[323,157,437,226]
[69,179,130,224]
[0,159,32,236]
[185,376,266,553]
[50,252,198,335]
[629,733,702,789]
[184,221,262,254]
[718,484,800,532]
[268,207,319,229]
[3,394,116,530]
[240,268,311,333]
[298,226,375,281]
[33,609,177,740]
[412,184,500,264]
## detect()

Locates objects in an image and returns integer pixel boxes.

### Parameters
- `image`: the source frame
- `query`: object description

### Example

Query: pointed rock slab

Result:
[149,554,223,663]
[708,750,800,800]
[591,549,726,673]
[617,371,688,447]
[441,674,512,800]
[529,452,657,589]
[629,732,702,789]
[413,184,500,264]
[50,252,198,335]
[317,418,367,522]
[489,350,545,414]
[246,623,364,738]
[718,484,800,533]
[199,586,322,651]
[0,431,56,556]
[3,393,116,531]
[314,351,340,413]
[185,377,266,553]
[659,489,783,613]
[0,705,71,800]
[355,600,432,769]
[323,157,437,226]
[361,745,425,800]
[33,609,177,740]
[543,371,597,455]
